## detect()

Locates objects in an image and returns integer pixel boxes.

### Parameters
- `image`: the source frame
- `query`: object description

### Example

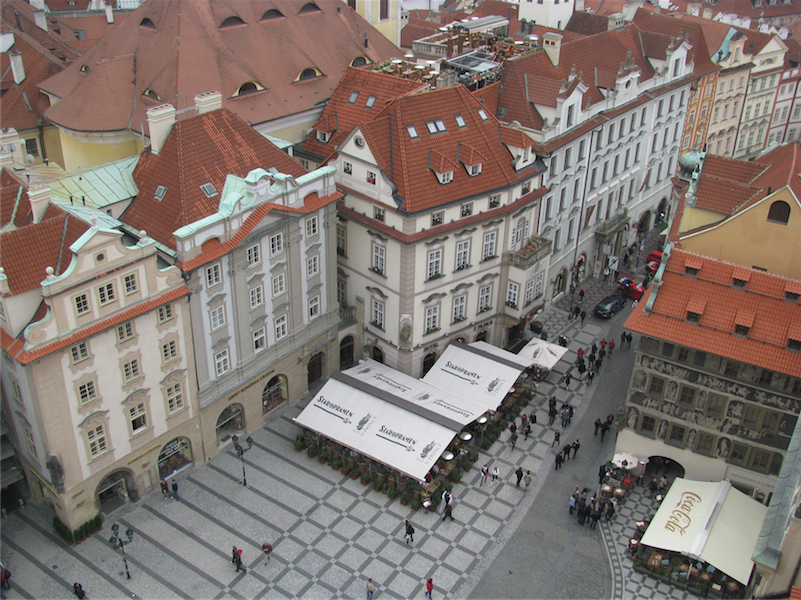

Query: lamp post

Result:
[109,522,134,580]
[232,434,254,487]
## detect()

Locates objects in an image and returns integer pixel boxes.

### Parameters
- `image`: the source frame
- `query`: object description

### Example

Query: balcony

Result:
[594,208,629,240]
[504,235,553,270]
[339,305,356,327]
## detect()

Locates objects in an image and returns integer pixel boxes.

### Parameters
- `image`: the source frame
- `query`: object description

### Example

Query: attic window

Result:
[469,163,482,176]
[786,291,800,303]
[220,16,246,28]
[260,9,284,20]
[734,324,750,337]
[298,68,321,81]
[348,91,359,104]
[455,114,466,128]
[80,64,90,72]
[789,338,801,353]
[139,18,156,30]
[687,311,701,324]
[154,185,167,201]
[143,88,160,101]
[437,171,454,185]
[365,95,376,109]
[426,119,447,134]
[685,265,699,277]
[200,183,218,198]
[351,56,370,67]
[767,200,790,224]
[407,125,419,139]
[234,81,264,96]
[298,2,321,14]
[317,130,330,143]
[477,108,489,121]
[732,277,747,289]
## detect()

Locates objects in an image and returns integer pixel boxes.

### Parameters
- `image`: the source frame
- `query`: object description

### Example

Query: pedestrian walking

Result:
[524,422,532,440]
[577,503,588,526]
[572,439,580,459]
[572,305,580,320]
[600,421,609,442]
[524,470,532,490]
[0,568,9,597]
[567,405,574,424]
[510,430,518,451]
[404,520,415,544]
[551,430,561,448]
[563,372,572,388]
[548,405,557,425]
[577,347,585,361]
[491,466,499,485]
[580,309,587,324]
[425,578,434,599]
[232,546,246,573]
[627,332,633,348]
[442,501,454,521]
[366,578,376,600]
[600,338,607,350]
[609,340,615,355]
[521,413,528,430]
[591,342,598,355]
[606,413,615,426]
[561,443,571,462]
[587,370,595,385]
[480,464,489,485]
[160,479,171,499]
[569,493,577,515]
[577,358,586,374]
[555,453,563,470]
[590,507,601,529]
[509,421,517,435]
[171,479,179,501]
[598,464,607,485]
[606,501,616,521]
[579,288,585,302]
[515,466,524,487]
[548,395,557,410]
[529,410,537,425]
[620,332,627,349]
[262,541,272,565]
[594,418,602,436]
[560,408,569,428]
[437,488,451,515]
[73,583,86,599]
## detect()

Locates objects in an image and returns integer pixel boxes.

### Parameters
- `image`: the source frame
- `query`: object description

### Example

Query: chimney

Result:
[29,0,45,8]
[607,13,625,30]
[28,183,52,223]
[146,103,176,155]
[33,9,47,32]
[105,2,114,24]
[9,50,25,84]
[195,91,223,115]
[702,7,712,19]
[575,0,585,10]
[0,31,14,53]
[0,127,24,168]
[542,32,562,68]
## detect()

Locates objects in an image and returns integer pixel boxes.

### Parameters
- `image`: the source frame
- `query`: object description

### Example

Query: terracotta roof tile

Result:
[1,169,32,229]
[123,108,308,250]
[565,11,609,36]
[700,154,767,185]
[693,173,761,215]
[1,0,82,62]
[625,248,801,378]
[632,10,718,76]
[39,0,401,135]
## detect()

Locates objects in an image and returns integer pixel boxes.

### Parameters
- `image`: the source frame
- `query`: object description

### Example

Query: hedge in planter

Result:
[307,444,318,458]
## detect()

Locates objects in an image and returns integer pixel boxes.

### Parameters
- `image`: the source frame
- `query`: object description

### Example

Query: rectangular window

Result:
[478,284,492,311]
[456,240,470,269]
[425,306,439,332]
[634,142,641,162]
[489,194,501,208]
[729,443,748,464]
[166,382,184,414]
[158,304,173,323]
[668,424,686,446]
[641,107,647,127]
[750,449,771,472]
[270,233,284,256]
[117,322,134,342]
[210,305,226,330]
[305,216,318,238]
[564,148,572,168]
[559,188,567,211]
[372,244,385,274]
[452,295,466,321]
[214,348,230,376]
[590,168,597,190]
[308,295,320,320]
[482,232,497,260]
[123,358,140,382]
[461,202,473,217]
[678,385,697,408]
[343,161,353,175]
[372,300,384,329]
[427,249,442,279]
[695,432,715,455]
[578,140,586,160]
[161,340,178,363]
[336,225,347,255]
[71,342,89,364]
[607,124,615,145]
[78,381,97,405]
[250,284,264,309]
[550,155,558,176]
[124,274,138,295]
[87,425,108,458]
[374,206,384,221]
[206,264,221,288]
[742,405,761,428]
[506,282,519,307]
[759,369,774,386]
[275,314,288,340]
[96,282,116,306]
[129,402,147,432]
[272,273,286,297]
[307,255,319,279]
[524,280,535,305]
[247,244,261,266]
[253,327,266,352]
[367,171,377,185]
[640,415,657,434]
[648,376,666,398]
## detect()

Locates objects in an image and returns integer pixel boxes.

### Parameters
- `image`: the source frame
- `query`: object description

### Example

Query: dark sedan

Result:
[594,294,627,318]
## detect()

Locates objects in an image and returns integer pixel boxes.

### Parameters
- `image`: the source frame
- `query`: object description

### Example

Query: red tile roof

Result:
[0,169,32,229]
[625,247,801,378]
[356,84,544,213]
[633,11,720,77]
[693,173,761,215]
[1,0,82,62]
[38,0,402,134]
[122,108,309,250]
[1,285,190,364]
[565,11,610,36]
[302,67,427,160]
[751,140,801,201]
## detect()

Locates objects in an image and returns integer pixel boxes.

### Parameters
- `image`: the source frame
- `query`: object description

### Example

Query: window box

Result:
[452,316,467,323]
[479,305,492,313]
[369,320,384,330]
[483,255,497,262]
[425,327,441,335]
[426,273,444,282]
[455,264,470,272]
[369,267,385,276]
[506,301,518,309]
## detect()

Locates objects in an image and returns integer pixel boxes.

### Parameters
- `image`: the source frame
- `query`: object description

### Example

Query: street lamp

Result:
[232,434,254,487]
[109,522,134,580]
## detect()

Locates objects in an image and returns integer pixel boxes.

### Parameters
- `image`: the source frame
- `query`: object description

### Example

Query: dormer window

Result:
[685,266,699,277]
[732,278,747,289]
[478,108,488,121]
[426,119,447,134]
[407,125,419,139]
[200,183,218,198]
[234,81,264,96]
[298,2,321,14]
[80,64,90,72]
[348,91,359,104]
[734,324,750,337]
[220,16,246,28]
[438,171,454,184]
[455,114,466,128]
[686,297,706,324]
[687,311,701,324]
[786,291,800,303]
[143,88,160,101]
[351,56,370,67]
[140,17,156,29]
[469,163,482,176]
[154,185,167,201]
[365,95,376,109]
[317,130,331,143]
[297,67,322,82]
[260,9,284,20]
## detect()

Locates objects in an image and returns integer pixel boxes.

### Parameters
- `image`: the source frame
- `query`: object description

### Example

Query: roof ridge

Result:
[54,213,70,276]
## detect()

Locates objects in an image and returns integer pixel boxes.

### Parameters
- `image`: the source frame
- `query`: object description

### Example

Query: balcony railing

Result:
[595,208,629,239]
[504,235,552,270]
[339,305,356,327]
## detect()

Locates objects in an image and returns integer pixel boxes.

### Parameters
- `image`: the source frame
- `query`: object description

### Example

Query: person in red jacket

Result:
[425,578,434,599]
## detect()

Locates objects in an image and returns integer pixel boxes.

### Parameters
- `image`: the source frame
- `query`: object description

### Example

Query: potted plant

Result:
[318,451,328,464]
[387,487,397,499]
[400,493,410,505]
[350,469,359,480]
[410,499,421,511]
[482,438,493,450]
[332,458,342,470]
[342,465,351,476]
[294,438,306,451]
[462,457,472,472]
[449,468,462,483]
[307,443,318,458]
[360,473,370,485]
[373,480,383,492]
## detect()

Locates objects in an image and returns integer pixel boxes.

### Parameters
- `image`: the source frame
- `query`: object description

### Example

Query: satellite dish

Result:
[24,154,35,165]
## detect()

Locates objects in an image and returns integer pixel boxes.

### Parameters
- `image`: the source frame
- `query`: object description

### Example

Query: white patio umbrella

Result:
[612,452,640,470]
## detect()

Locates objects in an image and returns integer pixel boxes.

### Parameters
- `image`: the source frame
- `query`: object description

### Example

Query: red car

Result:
[646,250,663,275]
[619,277,646,300]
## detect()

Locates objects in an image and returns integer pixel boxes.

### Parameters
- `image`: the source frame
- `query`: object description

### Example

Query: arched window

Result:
[298,68,320,81]
[422,352,437,376]
[475,330,488,342]
[350,56,369,67]
[143,88,160,101]
[140,17,156,29]
[767,200,790,224]
[220,16,246,28]
[260,9,284,20]
[371,346,384,363]
[298,2,321,14]
[340,336,354,370]
[234,81,264,97]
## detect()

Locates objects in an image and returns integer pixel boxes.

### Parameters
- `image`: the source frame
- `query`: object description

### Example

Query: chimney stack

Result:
[33,9,48,31]
[29,0,45,8]
[9,50,25,84]
[146,103,176,155]
[542,32,562,68]
[28,183,52,223]
[0,31,14,53]
[105,2,114,23]
[195,91,223,115]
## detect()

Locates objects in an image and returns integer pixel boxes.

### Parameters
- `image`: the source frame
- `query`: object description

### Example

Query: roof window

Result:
[732,277,747,289]
[200,183,218,198]
[348,91,359,104]
[154,185,167,201]
[687,311,701,324]
[365,95,376,109]
[478,108,489,121]
[234,81,264,96]
[786,291,800,303]
[297,67,322,82]
[260,9,284,20]
[734,324,750,337]
[80,64,90,73]
[426,119,447,134]
[685,297,706,324]
[143,88,160,101]
[220,16,246,28]
[685,266,699,277]
[317,130,330,143]
[455,114,466,128]
[139,17,156,30]
[351,56,370,67]
[298,2,321,14]
[407,125,419,139]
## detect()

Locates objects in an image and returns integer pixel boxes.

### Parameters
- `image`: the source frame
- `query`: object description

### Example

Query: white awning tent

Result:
[468,341,533,369]
[293,377,457,482]
[342,359,487,427]
[421,341,527,412]
[517,338,569,371]
[640,479,768,585]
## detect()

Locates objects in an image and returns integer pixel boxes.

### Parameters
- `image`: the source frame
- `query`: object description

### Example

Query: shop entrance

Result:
[307,352,324,387]
[97,470,138,514]
[371,346,384,363]
[340,336,354,370]
[262,376,287,415]
[422,352,437,376]
[158,438,193,480]
[215,403,245,443]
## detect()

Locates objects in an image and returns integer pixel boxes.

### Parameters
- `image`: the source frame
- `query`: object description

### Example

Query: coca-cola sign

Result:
[664,491,702,536]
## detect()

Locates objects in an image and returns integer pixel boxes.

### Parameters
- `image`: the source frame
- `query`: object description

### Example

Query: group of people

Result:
[593,413,616,443]
[553,438,581,470]
[159,479,180,501]
[568,288,588,324]
[569,486,616,529]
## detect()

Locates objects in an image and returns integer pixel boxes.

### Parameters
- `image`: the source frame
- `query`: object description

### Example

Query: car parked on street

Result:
[618,277,646,300]
[594,294,627,318]
[646,250,663,275]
